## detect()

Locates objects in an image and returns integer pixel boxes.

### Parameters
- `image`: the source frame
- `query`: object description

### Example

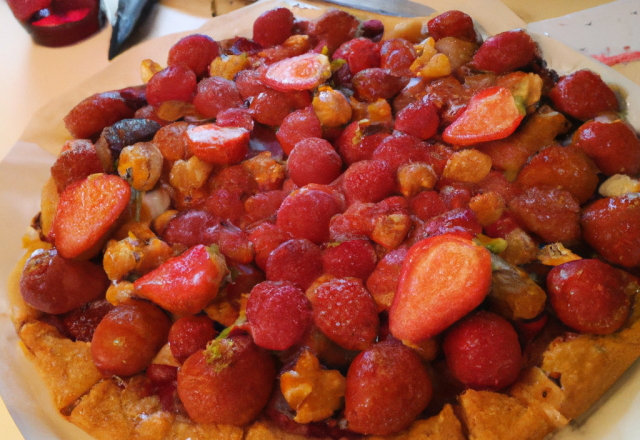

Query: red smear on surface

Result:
[592,50,640,66]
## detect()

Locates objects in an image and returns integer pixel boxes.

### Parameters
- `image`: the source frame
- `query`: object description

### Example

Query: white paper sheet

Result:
[2,1,640,439]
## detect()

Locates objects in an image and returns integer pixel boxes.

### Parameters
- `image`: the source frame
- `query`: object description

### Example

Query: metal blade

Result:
[315,0,435,17]
[108,0,159,60]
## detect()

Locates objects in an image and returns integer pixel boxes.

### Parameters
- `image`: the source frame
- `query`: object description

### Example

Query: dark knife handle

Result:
[109,0,159,59]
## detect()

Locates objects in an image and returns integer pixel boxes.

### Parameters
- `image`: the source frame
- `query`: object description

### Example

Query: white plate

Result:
[1,1,639,439]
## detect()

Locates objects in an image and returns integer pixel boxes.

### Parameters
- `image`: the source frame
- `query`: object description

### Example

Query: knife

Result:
[293,0,435,17]
[108,0,160,60]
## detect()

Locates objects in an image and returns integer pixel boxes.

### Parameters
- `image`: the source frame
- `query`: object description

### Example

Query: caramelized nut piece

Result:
[280,349,346,423]
[443,149,492,183]
[140,59,163,84]
[397,162,437,198]
[313,86,352,127]
[469,192,506,227]
[209,54,251,81]
[170,156,215,192]
[117,142,163,191]
[598,174,640,197]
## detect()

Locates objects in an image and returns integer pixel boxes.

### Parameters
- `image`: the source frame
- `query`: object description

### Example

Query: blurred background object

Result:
[7,0,105,46]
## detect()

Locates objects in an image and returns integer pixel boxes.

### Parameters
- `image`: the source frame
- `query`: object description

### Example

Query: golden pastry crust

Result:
[19,321,102,410]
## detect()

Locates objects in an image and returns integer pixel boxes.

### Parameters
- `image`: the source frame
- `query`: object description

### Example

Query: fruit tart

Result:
[8,4,640,440]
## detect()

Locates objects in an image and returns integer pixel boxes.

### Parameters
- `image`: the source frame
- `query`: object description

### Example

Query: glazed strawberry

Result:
[53,174,130,260]
[253,7,294,47]
[547,259,630,335]
[134,245,228,316]
[168,34,220,77]
[263,53,331,92]
[246,281,313,351]
[146,64,197,107]
[275,106,323,156]
[276,187,343,244]
[50,139,104,192]
[185,124,250,165]
[427,10,477,42]
[287,138,342,187]
[168,315,217,364]
[549,69,619,120]
[193,77,243,118]
[178,335,276,425]
[20,248,109,315]
[309,277,379,351]
[265,239,323,291]
[322,239,377,281]
[443,311,522,391]
[443,86,525,146]
[380,38,416,76]
[471,30,537,74]
[571,119,640,176]
[581,194,640,268]
[345,340,432,435]
[366,247,408,312]
[389,234,492,342]
[63,90,137,139]
[91,301,171,376]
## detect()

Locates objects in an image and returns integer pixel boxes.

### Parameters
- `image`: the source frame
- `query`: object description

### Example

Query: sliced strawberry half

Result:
[53,173,130,260]
[185,124,250,165]
[134,245,228,316]
[263,53,331,92]
[389,234,492,342]
[443,86,524,147]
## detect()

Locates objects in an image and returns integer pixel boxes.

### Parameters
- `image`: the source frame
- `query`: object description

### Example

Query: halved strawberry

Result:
[389,234,492,342]
[134,245,228,316]
[443,86,524,147]
[185,124,250,165]
[263,53,331,92]
[53,174,130,260]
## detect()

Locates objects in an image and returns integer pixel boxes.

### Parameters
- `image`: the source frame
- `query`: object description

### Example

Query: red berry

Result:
[443,311,522,391]
[322,239,377,282]
[549,69,619,120]
[169,315,217,364]
[276,106,323,156]
[146,65,197,107]
[177,335,275,425]
[266,238,323,290]
[572,119,640,176]
[91,301,171,376]
[246,281,313,350]
[276,187,343,244]
[134,245,227,316]
[193,76,243,119]
[582,194,640,268]
[427,11,477,42]
[394,101,439,140]
[508,187,581,245]
[380,38,416,77]
[287,138,342,187]
[168,34,220,77]
[390,234,492,342]
[471,30,537,75]
[342,159,395,205]
[20,248,109,315]
[310,278,379,351]
[345,340,432,435]
[253,8,294,47]
[547,259,630,335]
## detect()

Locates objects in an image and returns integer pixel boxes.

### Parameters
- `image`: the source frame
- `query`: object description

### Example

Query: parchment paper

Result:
[1,1,639,439]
